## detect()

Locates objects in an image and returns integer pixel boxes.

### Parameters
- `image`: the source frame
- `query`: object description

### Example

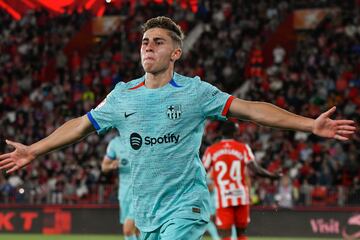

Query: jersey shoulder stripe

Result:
[169,78,183,88]
[129,81,145,90]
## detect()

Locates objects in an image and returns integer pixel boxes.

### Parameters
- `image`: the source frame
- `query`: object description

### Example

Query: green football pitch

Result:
[0,235,325,240]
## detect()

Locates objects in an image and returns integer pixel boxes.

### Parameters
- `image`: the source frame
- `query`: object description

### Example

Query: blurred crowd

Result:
[0,0,359,207]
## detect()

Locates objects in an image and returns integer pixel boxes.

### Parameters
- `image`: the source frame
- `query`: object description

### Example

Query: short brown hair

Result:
[220,121,237,138]
[142,16,184,47]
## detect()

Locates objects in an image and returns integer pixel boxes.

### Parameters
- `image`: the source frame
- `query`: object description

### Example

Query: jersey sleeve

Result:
[202,147,213,170]
[87,83,124,135]
[244,144,255,164]
[106,140,117,160]
[197,79,234,120]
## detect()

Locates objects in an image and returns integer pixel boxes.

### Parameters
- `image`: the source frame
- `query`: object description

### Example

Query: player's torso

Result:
[90,73,229,229]
[113,76,209,221]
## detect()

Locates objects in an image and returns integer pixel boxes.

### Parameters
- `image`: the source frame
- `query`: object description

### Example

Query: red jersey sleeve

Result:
[244,144,255,164]
[202,147,213,170]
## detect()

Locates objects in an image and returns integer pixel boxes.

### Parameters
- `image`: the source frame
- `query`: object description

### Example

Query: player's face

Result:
[141,28,181,74]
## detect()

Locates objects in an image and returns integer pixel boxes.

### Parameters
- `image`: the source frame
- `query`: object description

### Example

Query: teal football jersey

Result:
[106,136,131,202]
[87,72,234,231]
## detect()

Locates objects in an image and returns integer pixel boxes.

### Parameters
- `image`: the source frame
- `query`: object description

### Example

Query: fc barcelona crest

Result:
[167,105,182,120]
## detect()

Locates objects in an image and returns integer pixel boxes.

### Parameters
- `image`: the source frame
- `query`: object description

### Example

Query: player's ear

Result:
[171,48,182,62]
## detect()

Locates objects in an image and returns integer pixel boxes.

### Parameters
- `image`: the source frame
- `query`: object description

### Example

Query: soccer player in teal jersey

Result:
[0,16,356,240]
[101,136,138,240]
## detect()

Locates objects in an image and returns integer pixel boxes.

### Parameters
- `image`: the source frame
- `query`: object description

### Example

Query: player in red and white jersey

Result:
[203,138,253,208]
[202,121,281,240]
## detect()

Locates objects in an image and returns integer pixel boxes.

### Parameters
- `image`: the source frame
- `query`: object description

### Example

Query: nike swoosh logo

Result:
[124,112,136,118]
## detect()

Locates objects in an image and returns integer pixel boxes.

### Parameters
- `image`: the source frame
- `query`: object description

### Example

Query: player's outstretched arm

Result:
[228,98,357,141]
[0,115,95,173]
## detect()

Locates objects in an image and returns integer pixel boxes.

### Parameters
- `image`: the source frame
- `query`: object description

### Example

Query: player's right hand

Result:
[110,160,119,170]
[0,140,36,173]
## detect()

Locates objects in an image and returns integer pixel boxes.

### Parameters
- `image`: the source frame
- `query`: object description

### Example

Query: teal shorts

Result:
[120,199,134,224]
[140,218,208,240]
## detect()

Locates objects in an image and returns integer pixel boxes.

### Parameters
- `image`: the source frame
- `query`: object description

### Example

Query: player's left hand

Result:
[313,106,357,141]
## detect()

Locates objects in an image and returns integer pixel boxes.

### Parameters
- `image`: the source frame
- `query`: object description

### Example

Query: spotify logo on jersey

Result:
[130,132,180,150]
[130,133,142,150]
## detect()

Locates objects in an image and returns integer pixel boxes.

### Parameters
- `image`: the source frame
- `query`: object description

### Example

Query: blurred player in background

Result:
[206,176,220,240]
[0,16,356,240]
[101,136,138,240]
[203,121,282,240]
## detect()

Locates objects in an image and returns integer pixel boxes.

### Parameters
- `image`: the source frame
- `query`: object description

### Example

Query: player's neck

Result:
[144,69,173,89]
